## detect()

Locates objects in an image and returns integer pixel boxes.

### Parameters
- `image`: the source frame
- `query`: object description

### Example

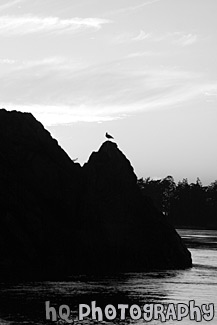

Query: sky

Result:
[0,0,217,184]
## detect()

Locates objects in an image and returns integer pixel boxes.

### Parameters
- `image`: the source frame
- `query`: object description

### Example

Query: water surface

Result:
[0,229,216,324]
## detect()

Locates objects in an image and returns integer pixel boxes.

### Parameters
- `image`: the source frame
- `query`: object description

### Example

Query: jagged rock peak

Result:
[86,140,137,184]
[99,140,124,159]
[0,108,79,168]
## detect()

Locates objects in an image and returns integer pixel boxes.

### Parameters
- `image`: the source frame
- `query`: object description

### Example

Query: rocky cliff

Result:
[0,109,192,278]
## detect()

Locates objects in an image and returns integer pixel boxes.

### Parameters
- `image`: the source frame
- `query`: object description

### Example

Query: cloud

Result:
[126,51,161,58]
[153,32,198,46]
[2,103,123,125]
[114,30,197,46]
[0,57,66,66]
[0,58,16,64]
[0,15,111,36]
[113,30,151,44]
[204,89,217,103]
[174,33,198,47]
[0,0,22,12]
[132,30,151,41]
[0,59,215,125]
[2,80,213,126]
[106,0,161,16]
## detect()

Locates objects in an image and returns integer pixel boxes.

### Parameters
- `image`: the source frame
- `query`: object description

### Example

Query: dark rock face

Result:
[0,109,82,277]
[0,109,192,278]
[82,141,192,272]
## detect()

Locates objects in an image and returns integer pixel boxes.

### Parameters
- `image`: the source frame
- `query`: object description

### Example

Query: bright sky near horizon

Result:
[0,0,217,184]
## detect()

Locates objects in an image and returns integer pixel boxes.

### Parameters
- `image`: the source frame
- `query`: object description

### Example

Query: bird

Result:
[105,132,114,140]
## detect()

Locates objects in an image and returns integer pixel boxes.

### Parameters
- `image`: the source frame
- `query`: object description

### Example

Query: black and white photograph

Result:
[0,0,216,324]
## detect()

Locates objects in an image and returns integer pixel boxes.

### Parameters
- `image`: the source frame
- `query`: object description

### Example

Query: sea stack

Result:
[0,109,192,278]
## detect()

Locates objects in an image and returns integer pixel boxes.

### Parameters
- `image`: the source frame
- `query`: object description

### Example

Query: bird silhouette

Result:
[105,132,114,140]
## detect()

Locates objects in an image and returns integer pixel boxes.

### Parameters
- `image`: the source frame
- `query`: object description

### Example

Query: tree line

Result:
[138,176,217,229]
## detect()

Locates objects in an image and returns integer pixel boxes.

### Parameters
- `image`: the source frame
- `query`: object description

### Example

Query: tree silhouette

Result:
[138,176,217,229]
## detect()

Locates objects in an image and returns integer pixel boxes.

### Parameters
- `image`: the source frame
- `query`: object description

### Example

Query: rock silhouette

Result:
[0,109,192,279]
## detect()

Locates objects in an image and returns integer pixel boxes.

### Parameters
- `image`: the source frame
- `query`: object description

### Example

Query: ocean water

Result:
[0,229,216,325]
